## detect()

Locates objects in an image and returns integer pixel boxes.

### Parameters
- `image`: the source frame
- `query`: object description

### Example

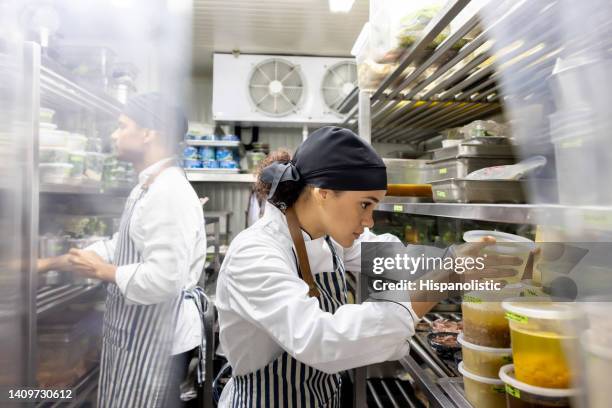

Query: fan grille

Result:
[248,58,305,117]
[321,61,357,115]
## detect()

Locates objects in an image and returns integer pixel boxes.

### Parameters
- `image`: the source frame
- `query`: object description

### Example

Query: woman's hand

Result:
[452,236,524,282]
[68,249,117,282]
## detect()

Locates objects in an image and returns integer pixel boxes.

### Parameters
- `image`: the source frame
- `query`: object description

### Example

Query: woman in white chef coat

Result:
[38,93,207,408]
[215,126,511,407]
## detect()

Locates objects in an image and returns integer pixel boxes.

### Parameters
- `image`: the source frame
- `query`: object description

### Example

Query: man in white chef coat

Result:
[38,93,207,407]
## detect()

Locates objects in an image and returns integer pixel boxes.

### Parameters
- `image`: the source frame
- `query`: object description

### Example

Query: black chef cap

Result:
[122,92,188,142]
[261,126,387,199]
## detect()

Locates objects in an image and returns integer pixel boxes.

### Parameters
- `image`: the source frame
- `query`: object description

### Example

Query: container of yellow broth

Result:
[502,298,583,389]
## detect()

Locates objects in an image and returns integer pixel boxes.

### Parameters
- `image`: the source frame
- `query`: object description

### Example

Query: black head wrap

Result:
[261,126,387,199]
[122,92,188,141]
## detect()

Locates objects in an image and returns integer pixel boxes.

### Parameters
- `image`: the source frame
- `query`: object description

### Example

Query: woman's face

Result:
[318,189,387,248]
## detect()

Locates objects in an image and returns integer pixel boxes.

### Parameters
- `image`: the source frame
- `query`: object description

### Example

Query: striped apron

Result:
[231,236,348,407]
[97,186,183,407]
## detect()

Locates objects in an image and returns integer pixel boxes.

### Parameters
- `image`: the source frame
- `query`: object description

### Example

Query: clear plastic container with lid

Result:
[499,365,577,408]
[458,362,506,408]
[458,333,513,378]
[462,283,544,348]
[502,298,583,389]
[580,329,612,408]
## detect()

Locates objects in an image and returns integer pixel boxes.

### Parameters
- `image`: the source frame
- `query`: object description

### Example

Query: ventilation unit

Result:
[212,53,356,126]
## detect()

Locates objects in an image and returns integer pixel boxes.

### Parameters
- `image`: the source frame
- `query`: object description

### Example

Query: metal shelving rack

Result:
[345,1,572,406]
[22,41,127,397]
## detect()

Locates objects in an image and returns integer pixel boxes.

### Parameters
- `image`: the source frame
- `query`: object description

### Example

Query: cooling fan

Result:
[321,61,357,115]
[248,58,306,117]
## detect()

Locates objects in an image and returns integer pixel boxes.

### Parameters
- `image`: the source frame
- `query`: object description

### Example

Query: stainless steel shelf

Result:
[40,55,123,117]
[185,140,241,147]
[345,0,560,144]
[186,170,255,183]
[37,283,103,318]
[377,199,612,230]
[40,182,132,196]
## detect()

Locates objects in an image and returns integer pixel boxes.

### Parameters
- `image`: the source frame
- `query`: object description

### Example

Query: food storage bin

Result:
[462,284,544,348]
[199,146,216,161]
[40,129,69,147]
[40,163,73,184]
[431,144,516,161]
[183,146,199,160]
[39,107,55,122]
[458,362,506,408]
[458,333,512,378]
[39,147,70,163]
[183,159,202,169]
[85,152,107,181]
[246,150,267,172]
[431,179,526,204]
[202,160,219,169]
[462,120,503,137]
[425,157,515,182]
[580,330,612,408]
[382,158,428,184]
[502,298,583,388]
[69,151,87,177]
[216,147,236,162]
[499,365,577,408]
[219,160,239,169]
[463,230,535,282]
[67,133,88,151]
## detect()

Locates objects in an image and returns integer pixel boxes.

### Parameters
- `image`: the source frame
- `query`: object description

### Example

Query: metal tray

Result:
[426,157,515,182]
[432,144,516,161]
[430,179,525,203]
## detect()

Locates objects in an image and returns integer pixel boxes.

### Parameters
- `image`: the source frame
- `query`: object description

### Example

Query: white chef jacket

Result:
[215,202,418,377]
[86,157,206,355]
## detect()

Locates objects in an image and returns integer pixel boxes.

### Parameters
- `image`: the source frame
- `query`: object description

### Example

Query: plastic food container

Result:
[39,147,70,163]
[502,298,582,388]
[39,107,55,122]
[216,147,236,161]
[382,158,428,184]
[202,160,219,169]
[199,146,216,161]
[580,330,612,408]
[425,156,515,183]
[462,284,543,348]
[67,133,88,151]
[40,129,69,147]
[458,333,512,378]
[39,163,73,184]
[85,152,107,181]
[183,146,199,160]
[219,160,239,169]
[69,151,87,177]
[499,365,577,408]
[458,362,506,408]
[463,230,535,282]
[183,159,202,169]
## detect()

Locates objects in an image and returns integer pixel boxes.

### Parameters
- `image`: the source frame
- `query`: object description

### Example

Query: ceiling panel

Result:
[191,0,368,74]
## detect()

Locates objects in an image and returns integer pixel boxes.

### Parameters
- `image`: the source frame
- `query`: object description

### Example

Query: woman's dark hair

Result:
[254,149,306,209]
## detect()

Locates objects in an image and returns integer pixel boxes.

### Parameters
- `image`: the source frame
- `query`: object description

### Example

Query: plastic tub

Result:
[463,230,535,282]
[458,362,506,408]
[202,160,219,169]
[462,284,543,348]
[183,146,199,160]
[502,298,582,388]
[183,159,202,169]
[581,330,612,408]
[499,365,577,408]
[85,152,107,182]
[69,151,87,177]
[67,133,88,151]
[219,160,239,169]
[39,107,55,122]
[199,146,216,161]
[216,147,236,161]
[458,333,512,378]
[40,163,73,184]
[39,147,69,163]
[40,129,69,147]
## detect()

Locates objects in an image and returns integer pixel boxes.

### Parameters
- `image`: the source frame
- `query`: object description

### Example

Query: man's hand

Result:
[68,249,116,282]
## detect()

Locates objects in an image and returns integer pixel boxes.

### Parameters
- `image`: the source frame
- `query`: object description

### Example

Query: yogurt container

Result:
[183,146,199,160]
[199,146,216,161]
[183,159,202,169]
[216,147,236,161]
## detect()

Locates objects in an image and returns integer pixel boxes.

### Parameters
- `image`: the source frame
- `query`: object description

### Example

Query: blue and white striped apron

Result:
[231,237,348,407]
[97,181,195,407]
